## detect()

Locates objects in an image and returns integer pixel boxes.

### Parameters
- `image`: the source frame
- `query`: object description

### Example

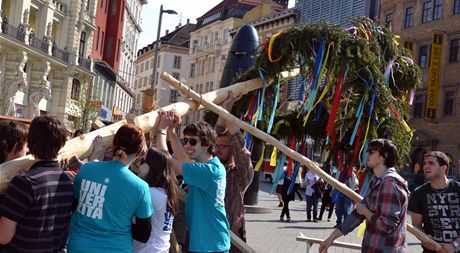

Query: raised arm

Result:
[215,91,241,135]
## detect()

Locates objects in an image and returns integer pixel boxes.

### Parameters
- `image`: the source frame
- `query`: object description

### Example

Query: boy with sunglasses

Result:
[156,109,230,253]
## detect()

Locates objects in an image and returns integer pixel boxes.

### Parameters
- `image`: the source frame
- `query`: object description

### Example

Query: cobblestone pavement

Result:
[244,176,422,253]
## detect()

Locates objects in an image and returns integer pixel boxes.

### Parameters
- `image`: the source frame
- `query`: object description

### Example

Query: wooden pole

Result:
[0,69,300,194]
[160,71,442,250]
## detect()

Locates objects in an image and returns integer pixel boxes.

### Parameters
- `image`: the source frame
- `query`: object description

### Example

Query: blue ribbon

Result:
[267,77,280,134]
[270,154,287,194]
[257,68,268,121]
[288,162,301,194]
[303,38,325,114]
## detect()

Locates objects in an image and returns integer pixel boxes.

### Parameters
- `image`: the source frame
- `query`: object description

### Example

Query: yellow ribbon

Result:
[270,147,277,167]
[254,143,266,172]
[268,32,283,63]
[357,221,366,237]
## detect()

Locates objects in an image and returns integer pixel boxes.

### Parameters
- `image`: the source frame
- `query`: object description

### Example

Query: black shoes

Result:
[278,202,283,207]
[280,216,284,221]
[286,217,291,222]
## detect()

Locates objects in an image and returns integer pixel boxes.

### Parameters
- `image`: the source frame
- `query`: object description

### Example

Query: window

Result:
[86,0,90,11]
[422,1,432,23]
[210,81,214,91]
[200,60,205,75]
[449,39,459,62]
[140,63,144,73]
[136,65,139,74]
[192,40,198,53]
[101,31,104,52]
[170,90,179,102]
[404,6,414,28]
[173,56,181,69]
[419,46,429,68]
[199,84,203,94]
[455,0,460,14]
[205,82,209,92]
[71,79,81,100]
[136,94,141,104]
[413,95,425,118]
[151,58,154,68]
[96,26,100,50]
[190,63,195,78]
[385,13,393,27]
[444,91,456,116]
[433,0,442,20]
[79,32,87,57]
[148,75,152,87]
[172,72,180,80]
[404,41,414,52]
[145,60,149,71]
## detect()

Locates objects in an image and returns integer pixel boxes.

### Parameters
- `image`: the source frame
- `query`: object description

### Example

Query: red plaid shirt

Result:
[338,168,409,252]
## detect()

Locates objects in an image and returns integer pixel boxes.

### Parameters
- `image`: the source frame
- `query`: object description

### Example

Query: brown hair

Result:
[112,124,145,159]
[183,121,217,155]
[368,138,398,168]
[144,147,179,215]
[215,125,231,138]
[424,151,449,167]
[0,121,28,163]
[28,116,67,160]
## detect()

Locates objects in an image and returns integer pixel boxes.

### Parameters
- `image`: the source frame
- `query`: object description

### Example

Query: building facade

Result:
[134,22,195,115]
[0,0,96,130]
[186,0,286,123]
[380,0,460,173]
[295,0,380,27]
[90,0,145,123]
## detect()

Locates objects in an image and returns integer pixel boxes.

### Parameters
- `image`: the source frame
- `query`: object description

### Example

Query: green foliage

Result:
[233,17,421,169]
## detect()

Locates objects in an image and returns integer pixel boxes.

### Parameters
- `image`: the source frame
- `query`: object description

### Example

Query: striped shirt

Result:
[338,167,409,253]
[0,161,74,253]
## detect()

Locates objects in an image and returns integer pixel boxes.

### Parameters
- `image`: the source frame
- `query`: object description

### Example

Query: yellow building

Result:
[185,0,287,124]
[380,0,460,174]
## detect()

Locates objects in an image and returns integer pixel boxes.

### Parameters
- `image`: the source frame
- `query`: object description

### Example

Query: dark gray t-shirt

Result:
[409,180,460,253]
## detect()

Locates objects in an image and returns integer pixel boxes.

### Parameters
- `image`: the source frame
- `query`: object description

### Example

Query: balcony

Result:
[78,57,92,71]
[29,36,49,53]
[52,45,68,62]
[1,21,26,43]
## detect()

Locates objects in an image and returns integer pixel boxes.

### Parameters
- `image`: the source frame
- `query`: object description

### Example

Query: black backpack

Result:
[312,178,326,197]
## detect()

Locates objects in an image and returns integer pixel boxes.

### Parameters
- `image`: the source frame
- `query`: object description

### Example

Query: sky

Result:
[138,0,295,49]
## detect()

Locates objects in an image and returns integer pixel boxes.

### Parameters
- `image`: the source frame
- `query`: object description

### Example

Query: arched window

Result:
[79,31,87,58]
[71,78,81,100]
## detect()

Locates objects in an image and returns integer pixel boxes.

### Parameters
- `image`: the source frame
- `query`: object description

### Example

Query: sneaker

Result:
[280,216,284,221]
[306,219,311,222]
[317,217,322,221]
[286,217,291,222]
[313,219,318,223]
[278,202,283,207]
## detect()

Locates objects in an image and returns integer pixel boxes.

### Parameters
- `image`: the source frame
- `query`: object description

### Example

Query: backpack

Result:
[312,178,326,197]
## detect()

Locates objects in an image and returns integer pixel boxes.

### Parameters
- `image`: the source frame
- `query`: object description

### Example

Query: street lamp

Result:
[150,4,177,107]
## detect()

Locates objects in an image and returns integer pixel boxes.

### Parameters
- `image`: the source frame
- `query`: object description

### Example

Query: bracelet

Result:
[158,129,167,135]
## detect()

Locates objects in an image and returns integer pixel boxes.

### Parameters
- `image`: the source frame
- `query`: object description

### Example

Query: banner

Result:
[426,32,444,119]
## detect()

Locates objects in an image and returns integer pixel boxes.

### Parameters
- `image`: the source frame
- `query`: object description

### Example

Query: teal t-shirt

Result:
[182,157,230,252]
[68,160,153,253]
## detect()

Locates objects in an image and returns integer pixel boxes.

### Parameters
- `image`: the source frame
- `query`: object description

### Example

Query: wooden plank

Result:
[160,71,442,251]
[296,235,362,250]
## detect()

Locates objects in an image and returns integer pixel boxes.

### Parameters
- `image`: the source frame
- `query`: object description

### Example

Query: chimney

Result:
[165,30,169,35]
[187,18,190,24]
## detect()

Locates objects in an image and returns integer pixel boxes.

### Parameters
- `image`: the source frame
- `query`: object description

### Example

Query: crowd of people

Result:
[0,92,253,253]
[1,93,460,253]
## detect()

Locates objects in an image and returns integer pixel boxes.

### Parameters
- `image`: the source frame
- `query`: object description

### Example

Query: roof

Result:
[137,23,196,56]
[194,0,286,30]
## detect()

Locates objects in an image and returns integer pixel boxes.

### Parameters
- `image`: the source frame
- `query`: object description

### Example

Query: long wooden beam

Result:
[0,69,301,193]
[160,71,441,251]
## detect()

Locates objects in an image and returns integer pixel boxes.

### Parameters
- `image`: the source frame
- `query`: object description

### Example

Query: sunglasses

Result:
[181,137,200,146]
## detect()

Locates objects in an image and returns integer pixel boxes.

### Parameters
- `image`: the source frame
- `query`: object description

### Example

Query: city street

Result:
[245,175,422,253]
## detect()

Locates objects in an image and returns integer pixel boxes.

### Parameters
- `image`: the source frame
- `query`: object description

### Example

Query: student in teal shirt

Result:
[68,124,153,253]
[156,110,230,253]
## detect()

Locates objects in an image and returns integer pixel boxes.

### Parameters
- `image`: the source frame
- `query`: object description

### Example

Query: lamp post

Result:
[150,4,177,108]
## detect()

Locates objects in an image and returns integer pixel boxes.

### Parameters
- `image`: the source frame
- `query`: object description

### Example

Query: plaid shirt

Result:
[338,167,409,253]
[224,131,254,233]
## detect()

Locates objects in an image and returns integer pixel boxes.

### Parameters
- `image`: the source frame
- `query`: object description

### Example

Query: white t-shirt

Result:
[133,187,174,253]
[304,171,319,196]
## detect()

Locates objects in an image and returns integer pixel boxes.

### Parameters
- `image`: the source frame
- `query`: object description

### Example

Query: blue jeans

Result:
[335,194,353,225]
[305,194,319,221]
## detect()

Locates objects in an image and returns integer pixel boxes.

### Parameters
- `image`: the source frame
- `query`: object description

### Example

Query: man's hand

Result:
[439,243,455,253]
[88,135,106,161]
[220,91,241,111]
[319,237,334,253]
